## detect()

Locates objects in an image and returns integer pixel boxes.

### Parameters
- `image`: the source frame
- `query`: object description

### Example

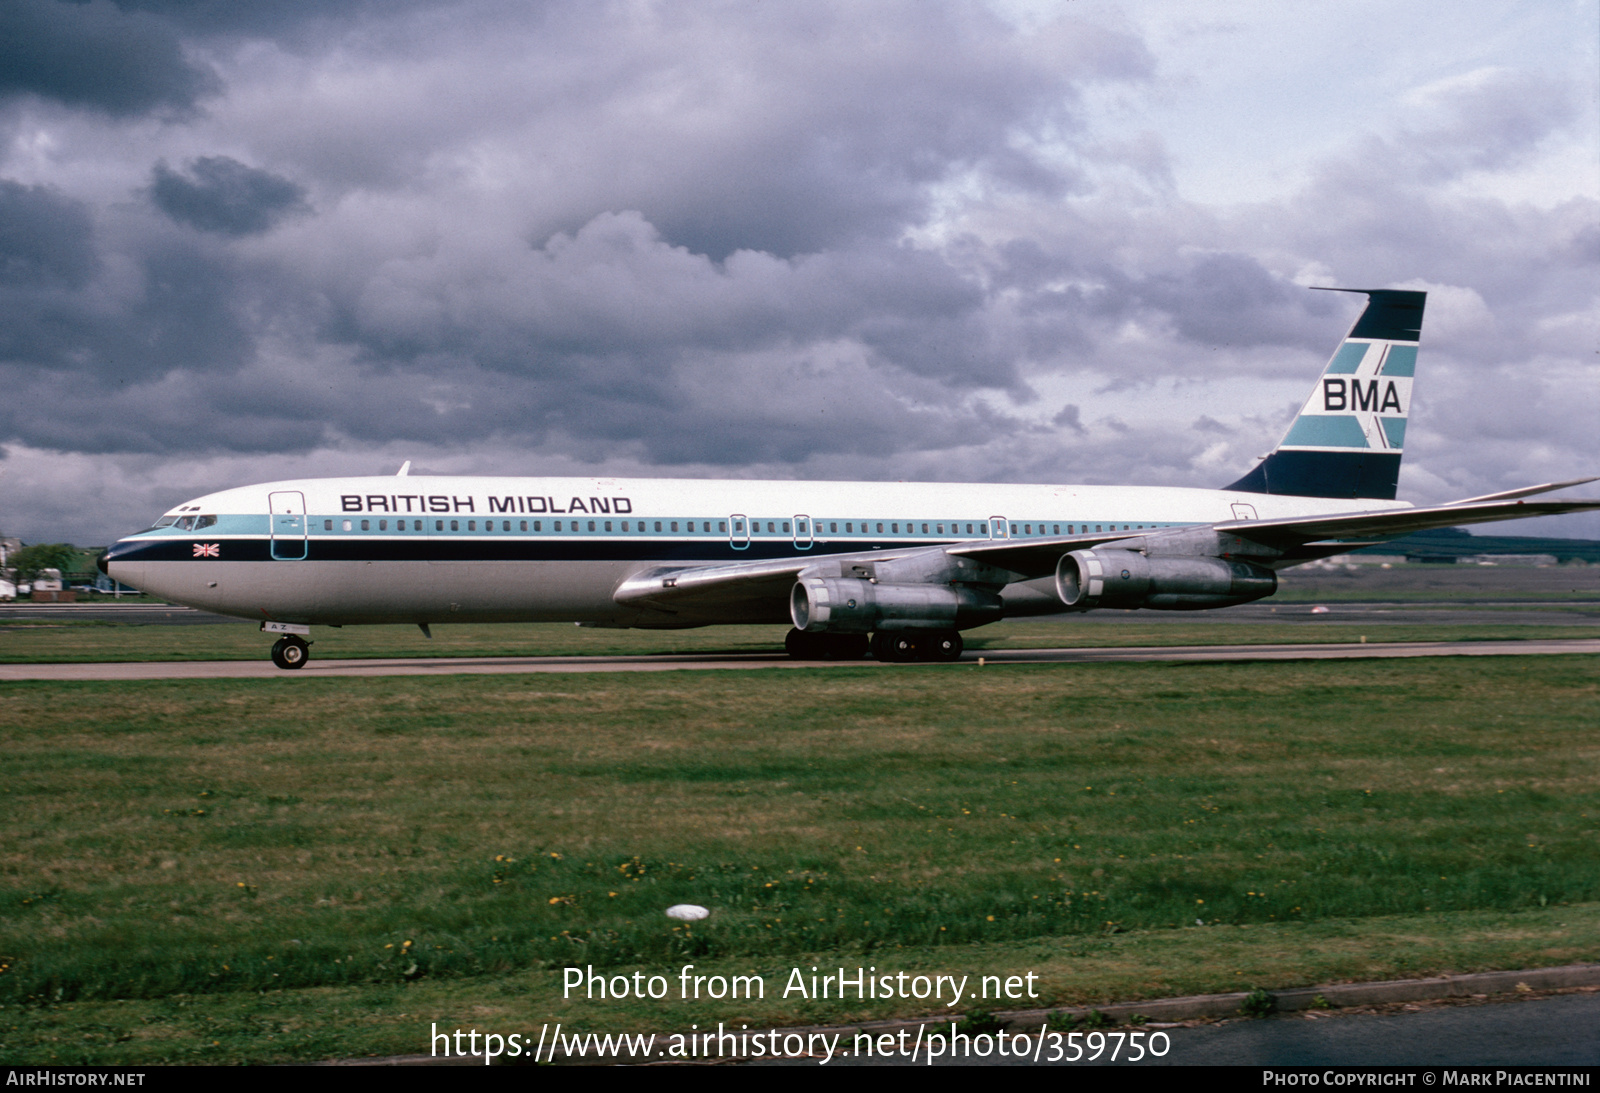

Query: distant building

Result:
[30,567,76,603]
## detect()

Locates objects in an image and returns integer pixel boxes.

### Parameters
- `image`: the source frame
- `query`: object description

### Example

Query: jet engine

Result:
[1054,548,1276,611]
[790,577,1003,633]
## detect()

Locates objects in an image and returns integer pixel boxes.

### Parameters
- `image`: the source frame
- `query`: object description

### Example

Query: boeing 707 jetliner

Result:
[100,288,1599,668]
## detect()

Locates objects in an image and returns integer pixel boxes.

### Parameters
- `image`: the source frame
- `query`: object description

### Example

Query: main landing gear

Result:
[870,630,963,663]
[270,634,311,670]
[784,629,963,663]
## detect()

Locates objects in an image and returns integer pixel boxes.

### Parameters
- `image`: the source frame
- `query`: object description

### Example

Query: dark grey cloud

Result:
[0,180,96,287]
[1101,253,1344,350]
[0,222,255,453]
[106,0,442,41]
[0,0,218,116]
[150,157,310,235]
[0,1,1594,551]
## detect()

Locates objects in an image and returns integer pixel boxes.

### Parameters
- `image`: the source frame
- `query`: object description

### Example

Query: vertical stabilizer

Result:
[1226,288,1425,500]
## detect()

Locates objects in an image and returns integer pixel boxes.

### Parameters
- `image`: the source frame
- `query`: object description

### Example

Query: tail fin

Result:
[1226,288,1425,500]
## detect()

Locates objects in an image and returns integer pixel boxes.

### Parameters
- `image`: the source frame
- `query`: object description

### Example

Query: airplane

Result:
[99,287,1599,669]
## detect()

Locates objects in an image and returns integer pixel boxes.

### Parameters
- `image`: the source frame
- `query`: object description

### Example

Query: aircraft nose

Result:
[97,551,108,575]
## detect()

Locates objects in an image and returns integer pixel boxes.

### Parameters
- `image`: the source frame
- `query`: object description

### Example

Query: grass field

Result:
[2,655,1596,1063]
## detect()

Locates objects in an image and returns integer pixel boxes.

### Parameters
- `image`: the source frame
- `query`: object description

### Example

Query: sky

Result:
[1,0,1596,545]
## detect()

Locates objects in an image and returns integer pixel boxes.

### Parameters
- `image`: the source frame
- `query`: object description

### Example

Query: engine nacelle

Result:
[790,578,1004,633]
[1054,549,1277,611]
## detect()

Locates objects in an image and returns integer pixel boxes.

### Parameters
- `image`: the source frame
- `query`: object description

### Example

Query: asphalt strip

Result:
[3,638,1598,681]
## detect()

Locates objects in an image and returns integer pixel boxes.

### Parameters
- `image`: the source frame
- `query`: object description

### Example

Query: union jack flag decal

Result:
[193,543,220,558]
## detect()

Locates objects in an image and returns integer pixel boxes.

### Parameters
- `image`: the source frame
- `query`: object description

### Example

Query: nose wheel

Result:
[270,635,311,670]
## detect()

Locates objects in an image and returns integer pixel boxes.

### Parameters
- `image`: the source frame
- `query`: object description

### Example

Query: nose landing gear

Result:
[270,634,311,670]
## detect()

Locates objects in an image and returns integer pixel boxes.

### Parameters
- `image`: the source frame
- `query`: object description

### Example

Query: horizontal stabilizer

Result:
[1213,496,1600,547]
[1444,477,1598,505]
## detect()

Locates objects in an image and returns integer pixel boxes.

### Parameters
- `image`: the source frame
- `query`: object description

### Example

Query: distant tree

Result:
[7,544,79,581]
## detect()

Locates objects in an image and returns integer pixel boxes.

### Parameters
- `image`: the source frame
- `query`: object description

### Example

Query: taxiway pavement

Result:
[3,638,1597,681]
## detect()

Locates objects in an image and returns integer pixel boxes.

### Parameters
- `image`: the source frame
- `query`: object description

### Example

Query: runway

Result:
[3,637,1596,681]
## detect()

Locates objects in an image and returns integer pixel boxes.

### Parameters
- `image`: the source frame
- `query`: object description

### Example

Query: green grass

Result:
[1,616,1595,663]
[1,656,1596,1062]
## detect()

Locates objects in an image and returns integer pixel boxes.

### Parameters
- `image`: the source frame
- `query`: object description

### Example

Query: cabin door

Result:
[268,491,309,560]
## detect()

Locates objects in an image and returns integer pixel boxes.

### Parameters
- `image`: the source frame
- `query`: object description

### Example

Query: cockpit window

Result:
[170,515,218,531]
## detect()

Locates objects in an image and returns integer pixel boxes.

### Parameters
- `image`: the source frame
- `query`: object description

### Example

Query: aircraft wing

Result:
[612,556,827,615]
[615,484,1600,617]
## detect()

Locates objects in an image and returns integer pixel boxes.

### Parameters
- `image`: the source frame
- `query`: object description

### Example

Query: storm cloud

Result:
[0,0,218,116]
[150,157,309,236]
[0,0,1594,546]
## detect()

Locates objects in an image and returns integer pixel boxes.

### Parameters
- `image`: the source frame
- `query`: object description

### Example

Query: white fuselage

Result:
[102,474,1407,628]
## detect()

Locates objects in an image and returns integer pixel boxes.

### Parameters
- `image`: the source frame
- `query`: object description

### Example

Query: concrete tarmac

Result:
[3,638,1596,681]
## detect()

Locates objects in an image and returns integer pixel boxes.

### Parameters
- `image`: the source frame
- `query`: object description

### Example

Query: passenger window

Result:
[604,521,612,532]
[588,521,596,532]
[730,521,739,533]
[936,524,943,534]
[435,520,444,531]
[890,523,897,533]
[532,521,541,531]
[671,521,679,532]
[450,520,458,531]
[656,521,664,532]
[520,520,528,531]
[343,519,353,531]
[359,519,369,531]
[324,519,333,531]
[783,522,790,533]
[554,521,562,531]
[877,523,884,533]
[379,520,387,530]
[718,521,727,532]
